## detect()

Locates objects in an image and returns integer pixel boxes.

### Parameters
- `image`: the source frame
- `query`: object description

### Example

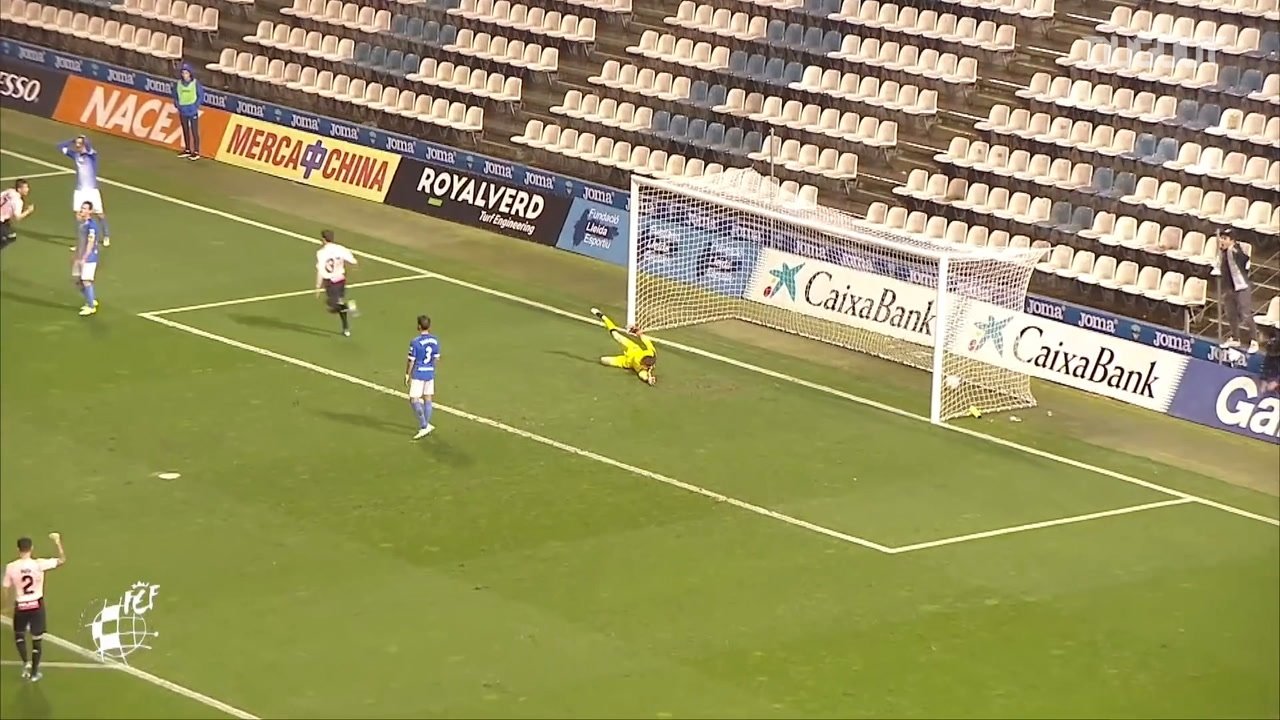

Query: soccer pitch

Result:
[0,110,1276,718]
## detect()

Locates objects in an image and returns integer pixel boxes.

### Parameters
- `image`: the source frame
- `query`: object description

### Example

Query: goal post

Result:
[627,169,1048,423]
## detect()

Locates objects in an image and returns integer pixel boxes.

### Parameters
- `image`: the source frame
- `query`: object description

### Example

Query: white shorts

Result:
[72,261,97,282]
[73,189,104,214]
[408,378,435,398]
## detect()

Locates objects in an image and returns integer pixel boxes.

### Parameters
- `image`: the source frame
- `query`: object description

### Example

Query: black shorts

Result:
[323,279,346,311]
[13,601,47,636]
[0,219,13,242]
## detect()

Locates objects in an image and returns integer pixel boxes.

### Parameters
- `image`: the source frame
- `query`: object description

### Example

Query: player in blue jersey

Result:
[72,202,101,317]
[57,136,111,247]
[404,315,440,440]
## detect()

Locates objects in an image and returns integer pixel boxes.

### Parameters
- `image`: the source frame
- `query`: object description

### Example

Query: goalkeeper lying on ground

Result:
[592,308,657,386]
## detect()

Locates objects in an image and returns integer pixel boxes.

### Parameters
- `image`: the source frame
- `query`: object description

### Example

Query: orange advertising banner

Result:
[52,75,231,157]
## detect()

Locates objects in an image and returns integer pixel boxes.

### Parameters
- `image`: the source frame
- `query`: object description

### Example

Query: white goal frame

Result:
[626,171,1047,424]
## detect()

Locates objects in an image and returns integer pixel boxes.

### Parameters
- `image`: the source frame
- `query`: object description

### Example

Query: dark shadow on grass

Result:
[547,349,600,366]
[0,288,76,311]
[14,228,74,248]
[315,408,473,466]
[229,313,334,337]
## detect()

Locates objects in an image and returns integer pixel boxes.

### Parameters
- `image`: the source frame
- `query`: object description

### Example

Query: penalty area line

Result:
[0,660,119,670]
[138,312,898,555]
[0,169,74,182]
[2,148,1273,530]
[143,274,435,315]
[0,616,258,719]
[887,498,1196,554]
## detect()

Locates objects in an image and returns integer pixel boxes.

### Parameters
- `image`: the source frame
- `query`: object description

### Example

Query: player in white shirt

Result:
[315,229,359,337]
[2,533,67,682]
[0,179,35,251]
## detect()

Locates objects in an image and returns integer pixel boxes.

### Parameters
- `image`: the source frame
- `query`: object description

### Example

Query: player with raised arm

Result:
[592,308,657,386]
[315,230,359,337]
[405,314,439,440]
[0,179,36,251]
[57,136,111,247]
[73,202,102,316]
[2,533,67,682]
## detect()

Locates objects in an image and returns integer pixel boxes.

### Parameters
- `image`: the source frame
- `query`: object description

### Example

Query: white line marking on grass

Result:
[145,274,433,315]
[887,498,1196,554]
[0,169,74,181]
[0,659,120,670]
[0,616,258,719]
[139,311,897,554]
[4,148,1274,529]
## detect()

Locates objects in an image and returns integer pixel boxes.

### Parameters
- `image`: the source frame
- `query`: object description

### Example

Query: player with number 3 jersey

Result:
[405,314,440,440]
[315,229,359,336]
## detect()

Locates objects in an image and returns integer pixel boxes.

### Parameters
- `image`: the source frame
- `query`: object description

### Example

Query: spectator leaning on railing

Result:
[1214,228,1259,355]
[172,63,205,160]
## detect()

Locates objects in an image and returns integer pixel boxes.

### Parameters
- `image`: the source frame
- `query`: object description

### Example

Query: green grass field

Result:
[0,109,1277,719]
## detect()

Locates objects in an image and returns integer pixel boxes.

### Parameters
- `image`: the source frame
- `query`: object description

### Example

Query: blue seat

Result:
[438,0,460,10]
[389,14,407,38]
[363,45,387,70]
[803,0,825,15]
[701,122,725,149]
[1037,201,1072,230]
[650,110,671,136]
[1100,172,1136,200]
[738,130,764,157]
[422,21,440,44]
[658,114,688,141]
[383,49,403,75]
[821,30,842,55]
[745,54,767,81]
[728,50,748,76]
[1210,64,1240,94]
[1186,103,1220,132]
[801,26,824,53]
[1141,137,1178,166]
[1120,133,1156,161]
[765,19,786,45]
[820,0,841,15]
[714,126,743,153]
[1059,205,1093,234]
[783,23,805,50]
[438,24,457,47]
[778,61,804,86]
[1078,166,1113,196]
[704,84,727,110]
[759,57,784,83]
[352,41,371,67]
[686,118,708,145]
[688,80,709,107]
[399,52,419,77]
[404,17,423,41]
[1161,99,1197,128]
[1227,68,1262,97]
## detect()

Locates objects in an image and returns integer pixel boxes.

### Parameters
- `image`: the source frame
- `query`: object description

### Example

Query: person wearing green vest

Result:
[172,63,205,160]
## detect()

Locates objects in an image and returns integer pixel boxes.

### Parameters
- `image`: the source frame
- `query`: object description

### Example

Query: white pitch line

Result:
[0,616,258,719]
[0,169,73,181]
[139,311,897,554]
[3,148,1275,529]
[145,274,434,315]
[888,498,1197,554]
[0,659,119,670]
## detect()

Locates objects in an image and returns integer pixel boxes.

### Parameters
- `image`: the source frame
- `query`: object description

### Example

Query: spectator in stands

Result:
[1215,228,1258,354]
[1261,331,1280,394]
[172,63,205,161]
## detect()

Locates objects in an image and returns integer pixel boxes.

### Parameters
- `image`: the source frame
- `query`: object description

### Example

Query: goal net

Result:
[627,169,1047,423]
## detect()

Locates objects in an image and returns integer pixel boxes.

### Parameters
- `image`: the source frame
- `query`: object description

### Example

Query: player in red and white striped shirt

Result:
[2,533,66,682]
[0,179,35,251]
[315,229,359,337]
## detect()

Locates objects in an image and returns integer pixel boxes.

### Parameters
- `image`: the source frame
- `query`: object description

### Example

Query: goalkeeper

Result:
[591,308,657,386]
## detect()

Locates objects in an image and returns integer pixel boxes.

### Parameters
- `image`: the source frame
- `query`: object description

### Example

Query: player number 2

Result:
[20,575,34,594]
